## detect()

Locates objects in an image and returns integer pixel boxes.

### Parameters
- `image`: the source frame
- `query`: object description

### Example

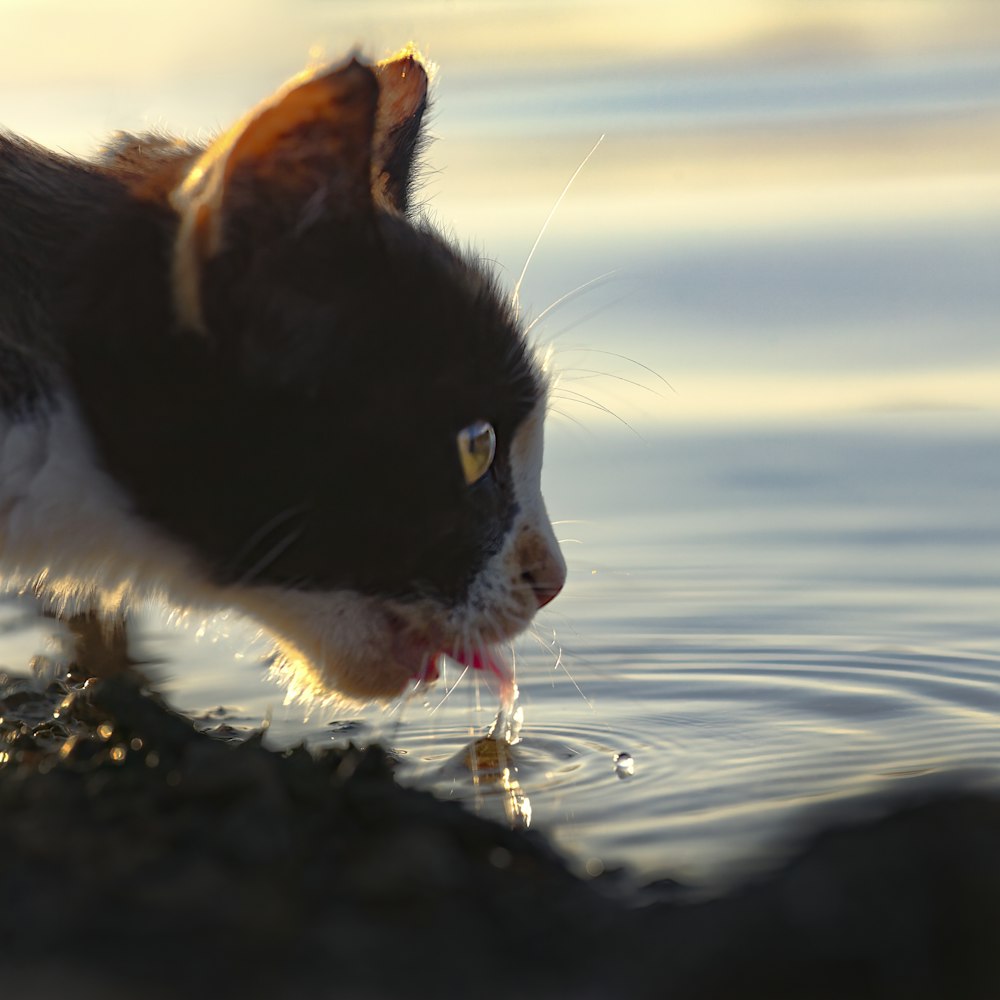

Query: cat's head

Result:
[66,50,565,702]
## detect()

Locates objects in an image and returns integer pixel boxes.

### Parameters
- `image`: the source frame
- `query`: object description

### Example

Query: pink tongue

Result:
[449,646,507,680]
[414,648,506,685]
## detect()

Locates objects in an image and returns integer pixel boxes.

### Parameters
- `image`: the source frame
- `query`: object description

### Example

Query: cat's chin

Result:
[238,585,516,707]
[266,631,512,708]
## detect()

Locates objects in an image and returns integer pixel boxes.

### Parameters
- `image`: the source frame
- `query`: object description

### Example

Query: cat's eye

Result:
[457,420,496,486]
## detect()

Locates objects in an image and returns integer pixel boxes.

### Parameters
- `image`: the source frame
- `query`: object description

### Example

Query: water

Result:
[373,418,1000,883]
[6,417,996,885]
[2,0,999,889]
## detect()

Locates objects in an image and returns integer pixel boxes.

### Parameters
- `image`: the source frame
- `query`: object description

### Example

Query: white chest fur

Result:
[0,393,207,616]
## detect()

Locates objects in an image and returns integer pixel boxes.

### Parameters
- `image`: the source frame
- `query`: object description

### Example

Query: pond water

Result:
[2,0,999,889]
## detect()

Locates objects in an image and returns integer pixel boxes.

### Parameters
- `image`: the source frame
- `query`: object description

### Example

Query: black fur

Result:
[377,96,427,215]
[0,133,120,412]
[1,59,543,606]
[63,192,541,601]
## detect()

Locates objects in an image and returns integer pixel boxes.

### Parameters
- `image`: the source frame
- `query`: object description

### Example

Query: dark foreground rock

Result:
[3,670,1000,999]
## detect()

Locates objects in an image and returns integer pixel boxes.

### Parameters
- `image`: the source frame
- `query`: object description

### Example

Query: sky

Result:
[4,0,1000,425]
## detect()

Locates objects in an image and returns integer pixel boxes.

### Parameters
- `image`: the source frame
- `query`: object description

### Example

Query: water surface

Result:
[2,0,998,887]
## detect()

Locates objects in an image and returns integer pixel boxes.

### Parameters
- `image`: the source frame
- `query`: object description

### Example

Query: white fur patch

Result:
[0,393,209,616]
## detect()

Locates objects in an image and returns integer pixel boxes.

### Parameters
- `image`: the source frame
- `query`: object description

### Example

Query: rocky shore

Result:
[3,666,1000,999]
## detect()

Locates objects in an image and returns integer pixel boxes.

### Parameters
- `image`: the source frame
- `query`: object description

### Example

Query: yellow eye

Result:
[457,419,496,485]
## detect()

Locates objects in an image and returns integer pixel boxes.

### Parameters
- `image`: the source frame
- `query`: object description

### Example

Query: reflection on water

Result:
[1,0,998,884]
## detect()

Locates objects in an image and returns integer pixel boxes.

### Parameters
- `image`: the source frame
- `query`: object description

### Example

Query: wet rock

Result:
[2,670,1000,998]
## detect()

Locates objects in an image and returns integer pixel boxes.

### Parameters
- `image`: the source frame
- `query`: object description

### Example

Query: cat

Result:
[0,47,566,704]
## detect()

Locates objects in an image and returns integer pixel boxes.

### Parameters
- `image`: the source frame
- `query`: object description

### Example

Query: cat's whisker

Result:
[542,293,631,345]
[508,640,518,686]
[527,626,594,710]
[472,671,484,734]
[512,134,605,318]
[429,664,470,715]
[548,389,644,438]
[226,503,308,579]
[556,368,665,399]
[546,407,591,433]
[549,386,613,408]
[238,527,304,586]
[525,268,623,336]
[556,347,677,393]
[383,693,410,750]
[557,654,594,710]
[386,657,431,745]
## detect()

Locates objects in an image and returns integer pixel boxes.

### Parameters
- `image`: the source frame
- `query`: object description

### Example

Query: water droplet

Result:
[97,722,114,741]
[110,745,126,763]
[613,752,635,778]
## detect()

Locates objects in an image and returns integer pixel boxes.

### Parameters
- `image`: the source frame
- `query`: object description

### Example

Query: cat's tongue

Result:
[413,644,512,698]
[422,646,516,712]
[449,646,516,710]
[449,646,506,678]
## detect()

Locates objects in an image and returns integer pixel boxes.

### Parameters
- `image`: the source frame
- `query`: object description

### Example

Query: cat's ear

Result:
[170,52,430,331]
[372,47,430,214]
[170,55,408,332]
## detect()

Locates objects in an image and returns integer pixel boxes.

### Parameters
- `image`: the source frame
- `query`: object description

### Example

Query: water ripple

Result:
[387,644,1000,882]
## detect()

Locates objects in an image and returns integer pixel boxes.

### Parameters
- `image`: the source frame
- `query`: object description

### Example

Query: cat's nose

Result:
[521,559,566,609]
[515,523,567,610]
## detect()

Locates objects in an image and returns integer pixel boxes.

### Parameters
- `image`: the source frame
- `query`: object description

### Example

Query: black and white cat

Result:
[0,48,565,704]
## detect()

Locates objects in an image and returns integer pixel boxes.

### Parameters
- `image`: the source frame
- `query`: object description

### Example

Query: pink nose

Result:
[532,582,562,608]
[516,530,567,610]
[523,565,566,609]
